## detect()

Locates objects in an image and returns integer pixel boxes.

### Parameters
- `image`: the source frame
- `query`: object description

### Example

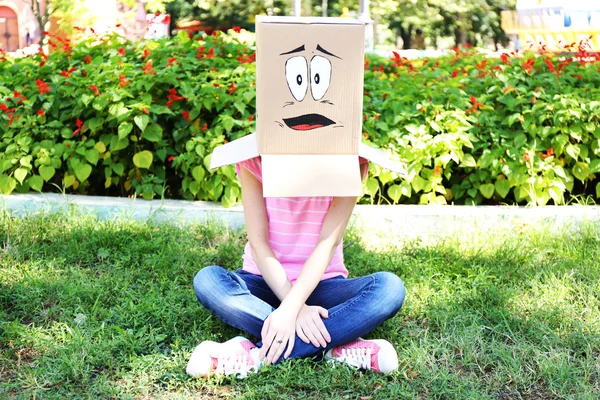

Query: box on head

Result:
[210,16,406,197]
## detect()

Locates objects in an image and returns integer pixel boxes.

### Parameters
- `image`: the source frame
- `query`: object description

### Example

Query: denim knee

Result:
[373,271,406,317]
[193,265,224,305]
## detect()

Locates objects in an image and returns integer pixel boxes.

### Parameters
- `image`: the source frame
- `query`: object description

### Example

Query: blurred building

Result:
[0,0,44,52]
[502,0,600,51]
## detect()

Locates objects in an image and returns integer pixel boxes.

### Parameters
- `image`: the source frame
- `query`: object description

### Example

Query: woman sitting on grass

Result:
[187,157,406,377]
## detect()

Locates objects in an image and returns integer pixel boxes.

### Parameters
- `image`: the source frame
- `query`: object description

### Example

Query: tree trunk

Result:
[322,0,327,17]
[399,24,413,50]
[455,12,467,46]
[30,0,48,45]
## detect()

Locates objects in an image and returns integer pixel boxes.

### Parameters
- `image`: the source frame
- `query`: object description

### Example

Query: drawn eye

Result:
[285,56,308,102]
[310,56,331,101]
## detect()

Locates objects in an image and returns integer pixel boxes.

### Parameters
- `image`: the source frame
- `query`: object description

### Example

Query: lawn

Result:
[1,207,599,399]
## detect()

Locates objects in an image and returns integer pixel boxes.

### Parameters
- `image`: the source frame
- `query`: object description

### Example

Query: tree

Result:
[29,0,173,45]
[28,0,85,44]
[165,0,291,31]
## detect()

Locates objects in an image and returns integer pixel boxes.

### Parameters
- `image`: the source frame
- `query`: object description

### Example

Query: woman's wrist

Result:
[280,296,304,315]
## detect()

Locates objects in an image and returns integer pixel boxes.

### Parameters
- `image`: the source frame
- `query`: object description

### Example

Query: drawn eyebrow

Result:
[316,44,341,59]
[280,45,305,55]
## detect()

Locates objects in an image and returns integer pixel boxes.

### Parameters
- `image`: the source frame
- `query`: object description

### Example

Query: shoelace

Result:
[336,347,373,370]
[213,352,255,378]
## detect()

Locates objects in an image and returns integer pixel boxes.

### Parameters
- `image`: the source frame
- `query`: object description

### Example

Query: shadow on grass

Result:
[1,210,599,399]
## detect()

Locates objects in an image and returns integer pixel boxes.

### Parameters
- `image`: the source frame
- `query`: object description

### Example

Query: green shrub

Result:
[362,47,600,205]
[1,32,599,205]
[0,29,254,207]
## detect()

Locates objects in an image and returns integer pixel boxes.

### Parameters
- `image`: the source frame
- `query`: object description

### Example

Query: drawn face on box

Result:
[257,22,364,155]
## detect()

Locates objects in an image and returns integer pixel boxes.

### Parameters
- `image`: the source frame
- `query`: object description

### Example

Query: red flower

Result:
[118,47,125,56]
[573,74,583,80]
[167,57,177,67]
[532,96,536,105]
[434,166,441,176]
[142,49,150,58]
[84,55,91,64]
[523,153,531,162]
[202,123,208,131]
[466,96,484,114]
[206,47,215,59]
[232,26,241,33]
[166,88,184,108]
[119,74,130,87]
[236,52,255,64]
[37,109,45,116]
[374,114,379,121]
[500,53,510,64]
[168,156,175,162]
[72,118,86,136]
[451,69,459,78]
[363,132,368,138]
[364,114,368,121]
[382,93,387,99]
[227,82,237,94]
[547,148,554,156]
[142,60,156,75]
[522,58,535,72]
[89,85,100,96]
[142,108,149,114]
[182,110,191,122]
[545,57,556,73]
[36,79,51,95]
[248,115,254,121]
[213,83,220,88]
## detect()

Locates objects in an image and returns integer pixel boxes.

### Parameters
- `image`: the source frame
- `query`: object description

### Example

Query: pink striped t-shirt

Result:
[235,156,369,284]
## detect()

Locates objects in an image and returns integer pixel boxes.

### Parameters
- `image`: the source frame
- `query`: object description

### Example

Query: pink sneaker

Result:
[325,338,398,375]
[186,336,261,378]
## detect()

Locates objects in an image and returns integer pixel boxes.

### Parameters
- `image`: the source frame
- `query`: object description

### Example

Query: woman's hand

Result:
[260,306,297,364]
[296,305,330,348]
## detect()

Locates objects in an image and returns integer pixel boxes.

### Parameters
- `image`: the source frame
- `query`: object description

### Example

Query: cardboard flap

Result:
[262,155,362,197]
[359,142,407,176]
[209,133,259,170]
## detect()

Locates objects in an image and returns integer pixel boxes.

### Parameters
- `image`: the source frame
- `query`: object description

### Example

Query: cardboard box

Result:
[210,16,406,197]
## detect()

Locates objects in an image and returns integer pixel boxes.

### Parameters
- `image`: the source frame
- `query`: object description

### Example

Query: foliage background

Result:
[165,0,517,49]
[1,30,599,206]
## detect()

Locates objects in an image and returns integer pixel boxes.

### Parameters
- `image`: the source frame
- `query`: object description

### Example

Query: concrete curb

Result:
[2,193,599,239]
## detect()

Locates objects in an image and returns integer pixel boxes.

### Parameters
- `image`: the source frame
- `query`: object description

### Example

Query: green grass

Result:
[1,207,599,399]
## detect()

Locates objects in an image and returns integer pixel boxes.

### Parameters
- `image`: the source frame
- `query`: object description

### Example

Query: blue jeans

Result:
[193,266,406,364]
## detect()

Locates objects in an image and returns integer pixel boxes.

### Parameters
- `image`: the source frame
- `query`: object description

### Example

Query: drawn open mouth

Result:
[283,114,335,131]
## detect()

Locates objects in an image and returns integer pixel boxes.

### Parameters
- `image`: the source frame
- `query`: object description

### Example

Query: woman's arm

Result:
[279,196,358,314]
[238,165,293,301]
[260,162,367,363]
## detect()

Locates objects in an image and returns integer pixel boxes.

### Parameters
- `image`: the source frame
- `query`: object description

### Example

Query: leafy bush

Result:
[0,29,255,207]
[1,32,599,206]
[363,44,600,205]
